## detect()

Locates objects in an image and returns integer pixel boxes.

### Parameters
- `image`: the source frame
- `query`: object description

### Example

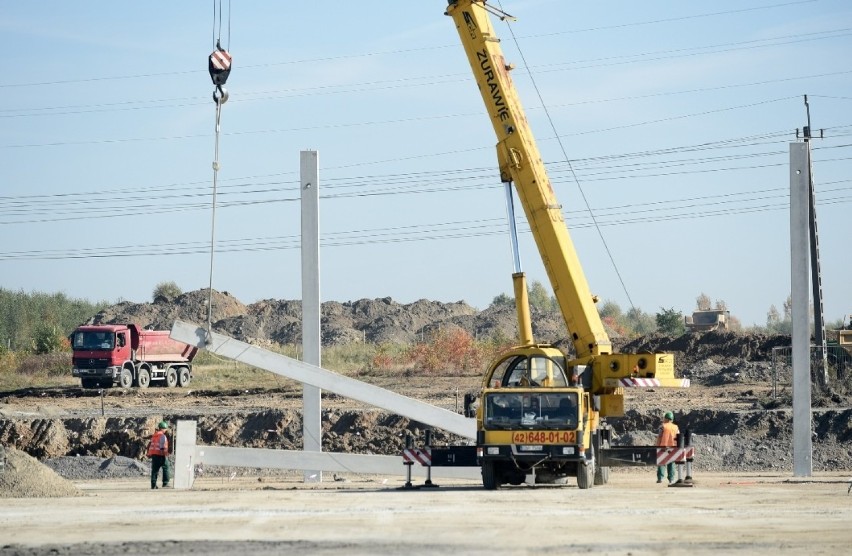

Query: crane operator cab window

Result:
[484,391,579,429]
[489,354,569,388]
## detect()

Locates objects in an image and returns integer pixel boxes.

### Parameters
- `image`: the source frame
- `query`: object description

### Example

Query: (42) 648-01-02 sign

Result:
[512,431,576,444]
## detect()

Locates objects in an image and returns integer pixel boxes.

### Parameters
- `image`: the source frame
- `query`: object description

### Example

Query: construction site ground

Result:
[2,376,852,554]
[3,295,852,554]
[2,471,851,555]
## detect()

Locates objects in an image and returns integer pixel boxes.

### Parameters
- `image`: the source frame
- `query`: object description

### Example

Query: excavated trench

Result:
[2,406,851,475]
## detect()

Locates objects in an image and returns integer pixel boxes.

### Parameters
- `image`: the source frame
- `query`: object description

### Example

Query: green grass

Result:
[0,343,407,392]
[0,340,488,393]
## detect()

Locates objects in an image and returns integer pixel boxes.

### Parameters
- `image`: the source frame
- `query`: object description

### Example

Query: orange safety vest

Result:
[147,430,169,457]
[656,421,680,447]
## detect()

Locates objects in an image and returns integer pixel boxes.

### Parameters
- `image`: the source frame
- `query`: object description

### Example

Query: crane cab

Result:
[483,345,570,389]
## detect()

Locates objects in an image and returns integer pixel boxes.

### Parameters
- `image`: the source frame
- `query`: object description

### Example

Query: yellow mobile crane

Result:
[433,1,690,489]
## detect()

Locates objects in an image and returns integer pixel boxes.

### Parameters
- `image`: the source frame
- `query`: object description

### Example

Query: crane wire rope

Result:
[206,0,232,343]
[496,0,638,311]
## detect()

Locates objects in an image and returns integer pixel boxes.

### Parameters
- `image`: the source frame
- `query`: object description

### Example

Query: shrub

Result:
[16,352,71,377]
[405,327,492,375]
[152,281,182,302]
[34,324,68,354]
[656,307,685,336]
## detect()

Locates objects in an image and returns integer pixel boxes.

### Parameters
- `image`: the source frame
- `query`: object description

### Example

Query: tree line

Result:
[0,288,107,354]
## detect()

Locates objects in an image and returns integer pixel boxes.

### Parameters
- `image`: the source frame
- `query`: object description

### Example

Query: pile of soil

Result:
[88,289,550,346]
[0,447,81,498]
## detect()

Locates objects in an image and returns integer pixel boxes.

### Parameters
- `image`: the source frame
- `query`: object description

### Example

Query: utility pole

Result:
[797,95,827,384]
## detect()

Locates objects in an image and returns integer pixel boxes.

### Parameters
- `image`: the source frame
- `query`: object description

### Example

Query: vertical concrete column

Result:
[790,142,812,477]
[300,150,322,483]
[173,420,197,490]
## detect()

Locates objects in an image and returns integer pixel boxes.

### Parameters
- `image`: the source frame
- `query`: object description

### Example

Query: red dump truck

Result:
[70,324,197,389]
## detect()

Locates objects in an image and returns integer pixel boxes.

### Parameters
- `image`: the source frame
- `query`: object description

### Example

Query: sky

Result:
[1,0,850,329]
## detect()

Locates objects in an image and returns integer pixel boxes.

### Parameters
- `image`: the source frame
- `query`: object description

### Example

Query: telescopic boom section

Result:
[446,0,611,358]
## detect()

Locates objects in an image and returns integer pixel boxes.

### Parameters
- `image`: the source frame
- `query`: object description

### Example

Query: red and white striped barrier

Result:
[402,448,432,466]
[656,446,695,466]
[618,377,691,388]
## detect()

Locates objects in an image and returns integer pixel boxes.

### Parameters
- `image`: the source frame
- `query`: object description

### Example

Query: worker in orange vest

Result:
[147,420,171,489]
[656,411,680,484]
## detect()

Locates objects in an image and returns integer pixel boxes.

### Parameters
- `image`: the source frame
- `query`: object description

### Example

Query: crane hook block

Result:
[208,47,232,87]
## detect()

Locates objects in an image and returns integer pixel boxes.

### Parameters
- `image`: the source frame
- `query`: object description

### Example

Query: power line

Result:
[1,129,850,219]
[0,1,819,90]
[1,178,849,261]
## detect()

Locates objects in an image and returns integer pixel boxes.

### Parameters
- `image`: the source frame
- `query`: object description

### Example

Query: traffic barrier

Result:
[402,448,432,466]
[400,430,440,488]
[660,430,695,487]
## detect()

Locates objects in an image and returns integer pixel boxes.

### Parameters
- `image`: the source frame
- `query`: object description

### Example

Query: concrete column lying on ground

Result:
[172,420,480,490]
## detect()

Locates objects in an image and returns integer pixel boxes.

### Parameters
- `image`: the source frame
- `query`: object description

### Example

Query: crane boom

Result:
[446,0,610,359]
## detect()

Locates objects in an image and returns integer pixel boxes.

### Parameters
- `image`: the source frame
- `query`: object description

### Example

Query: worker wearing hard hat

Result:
[147,420,172,489]
[656,411,680,484]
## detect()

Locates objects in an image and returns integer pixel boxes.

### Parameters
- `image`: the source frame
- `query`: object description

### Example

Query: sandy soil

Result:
[1,471,851,555]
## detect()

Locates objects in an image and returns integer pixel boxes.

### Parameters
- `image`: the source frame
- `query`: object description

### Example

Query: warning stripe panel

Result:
[402,448,431,466]
[656,447,695,465]
[616,378,691,388]
[210,50,232,70]
[620,378,660,387]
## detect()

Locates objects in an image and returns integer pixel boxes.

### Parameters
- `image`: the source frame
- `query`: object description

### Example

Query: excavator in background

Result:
[685,309,731,332]
[433,0,691,489]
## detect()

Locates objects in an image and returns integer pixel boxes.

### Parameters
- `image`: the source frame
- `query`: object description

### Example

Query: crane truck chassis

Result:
[439,1,692,489]
[71,323,198,389]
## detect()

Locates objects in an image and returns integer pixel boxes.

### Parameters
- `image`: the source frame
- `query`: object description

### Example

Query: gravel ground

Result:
[44,455,150,481]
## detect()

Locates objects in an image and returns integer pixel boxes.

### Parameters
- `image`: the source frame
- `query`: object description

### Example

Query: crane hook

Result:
[208,39,232,104]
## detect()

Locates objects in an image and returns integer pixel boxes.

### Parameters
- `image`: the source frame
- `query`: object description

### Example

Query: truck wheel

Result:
[577,460,594,490]
[482,461,500,490]
[165,368,178,388]
[177,367,191,387]
[119,369,133,389]
[137,367,151,389]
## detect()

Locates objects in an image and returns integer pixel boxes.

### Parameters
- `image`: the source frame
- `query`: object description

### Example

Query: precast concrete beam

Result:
[170,320,477,439]
[195,445,480,480]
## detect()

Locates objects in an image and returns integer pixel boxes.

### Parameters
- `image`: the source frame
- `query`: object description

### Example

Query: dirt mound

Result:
[89,289,247,331]
[88,289,523,346]
[622,331,791,368]
[0,446,81,498]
